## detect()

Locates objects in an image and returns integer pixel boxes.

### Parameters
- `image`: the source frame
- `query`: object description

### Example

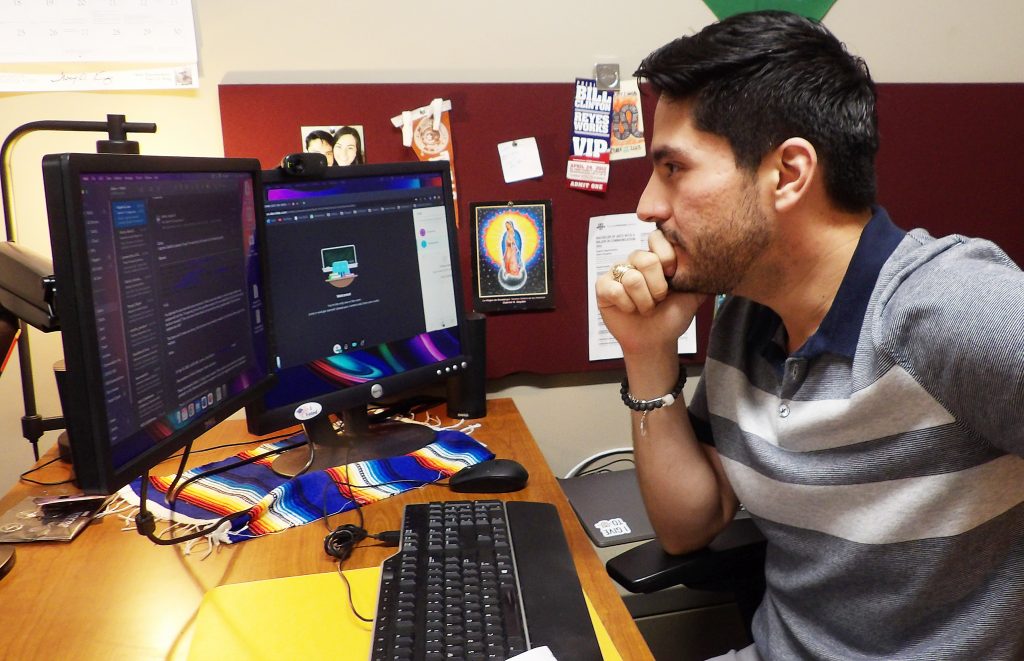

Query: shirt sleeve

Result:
[687,373,716,446]
[877,235,1024,456]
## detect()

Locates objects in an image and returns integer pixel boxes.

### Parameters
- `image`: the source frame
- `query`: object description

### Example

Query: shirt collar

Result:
[795,206,906,359]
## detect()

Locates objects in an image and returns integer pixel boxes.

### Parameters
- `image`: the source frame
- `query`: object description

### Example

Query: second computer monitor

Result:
[42,153,274,495]
[247,161,470,473]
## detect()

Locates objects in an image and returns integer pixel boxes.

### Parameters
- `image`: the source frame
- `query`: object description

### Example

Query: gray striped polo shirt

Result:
[689,208,1024,660]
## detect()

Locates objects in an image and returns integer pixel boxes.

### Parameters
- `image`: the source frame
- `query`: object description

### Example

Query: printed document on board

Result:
[587,213,697,361]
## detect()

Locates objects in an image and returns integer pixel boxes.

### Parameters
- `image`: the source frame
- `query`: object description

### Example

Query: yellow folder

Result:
[188,567,622,660]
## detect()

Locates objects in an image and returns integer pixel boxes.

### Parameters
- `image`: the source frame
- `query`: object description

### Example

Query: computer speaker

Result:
[447,312,487,419]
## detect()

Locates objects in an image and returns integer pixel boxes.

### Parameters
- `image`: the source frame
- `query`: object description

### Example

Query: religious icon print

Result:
[470,201,554,312]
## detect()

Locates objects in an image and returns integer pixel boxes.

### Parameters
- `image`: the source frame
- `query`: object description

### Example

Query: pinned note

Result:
[497,137,544,183]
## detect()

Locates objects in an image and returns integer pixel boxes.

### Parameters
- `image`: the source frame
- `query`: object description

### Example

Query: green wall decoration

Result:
[702,0,838,20]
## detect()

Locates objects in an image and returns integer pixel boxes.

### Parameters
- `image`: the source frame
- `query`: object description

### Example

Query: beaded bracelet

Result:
[620,369,687,436]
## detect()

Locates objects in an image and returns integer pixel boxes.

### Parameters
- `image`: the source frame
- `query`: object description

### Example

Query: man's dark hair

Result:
[635,11,878,212]
[304,129,335,148]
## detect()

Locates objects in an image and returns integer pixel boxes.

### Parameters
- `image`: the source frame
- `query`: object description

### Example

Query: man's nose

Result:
[636,174,669,224]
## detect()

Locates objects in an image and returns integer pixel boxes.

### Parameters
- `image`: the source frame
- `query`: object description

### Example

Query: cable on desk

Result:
[578,456,636,476]
[18,430,297,490]
[165,440,194,505]
[367,394,446,424]
[563,447,634,478]
[19,455,73,486]
[163,436,304,505]
[134,438,306,546]
[165,430,297,461]
[321,445,401,623]
[136,419,441,548]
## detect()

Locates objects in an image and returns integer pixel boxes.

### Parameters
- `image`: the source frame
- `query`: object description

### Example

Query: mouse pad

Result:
[187,567,623,660]
[558,469,656,547]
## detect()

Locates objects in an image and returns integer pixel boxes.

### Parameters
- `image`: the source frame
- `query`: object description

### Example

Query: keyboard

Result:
[370,500,602,660]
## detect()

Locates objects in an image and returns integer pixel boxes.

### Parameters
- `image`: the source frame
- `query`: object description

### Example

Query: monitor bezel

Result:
[245,160,470,436]
[42,152,277,495]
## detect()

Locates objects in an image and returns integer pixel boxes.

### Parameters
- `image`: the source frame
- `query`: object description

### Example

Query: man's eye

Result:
[664,163,681,175]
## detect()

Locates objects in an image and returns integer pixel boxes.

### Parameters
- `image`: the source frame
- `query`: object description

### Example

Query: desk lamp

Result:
[0,116,155,583]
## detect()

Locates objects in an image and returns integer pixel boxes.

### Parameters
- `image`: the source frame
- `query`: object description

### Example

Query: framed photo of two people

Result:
[469,200,554,313]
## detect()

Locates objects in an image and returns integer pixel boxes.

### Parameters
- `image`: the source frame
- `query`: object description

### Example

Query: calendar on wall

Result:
[0,0,198,92]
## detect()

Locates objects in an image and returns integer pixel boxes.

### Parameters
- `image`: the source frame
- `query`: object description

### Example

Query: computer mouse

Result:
[449,459,529,493]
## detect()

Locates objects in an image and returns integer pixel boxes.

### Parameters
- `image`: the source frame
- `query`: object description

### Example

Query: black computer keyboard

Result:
[370,500,602,660]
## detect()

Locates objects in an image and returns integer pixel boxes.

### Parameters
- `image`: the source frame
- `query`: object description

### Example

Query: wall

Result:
[2,0,1022,493]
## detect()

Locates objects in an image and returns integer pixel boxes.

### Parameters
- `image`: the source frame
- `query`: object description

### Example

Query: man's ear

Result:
[770,138,817,212]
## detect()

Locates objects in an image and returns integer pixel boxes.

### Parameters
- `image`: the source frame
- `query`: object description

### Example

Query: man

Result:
[304,129,336,166]
[596,11,1024,660]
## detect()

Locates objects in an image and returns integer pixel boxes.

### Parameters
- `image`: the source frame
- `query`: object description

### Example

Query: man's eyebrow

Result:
[650,145,689,163]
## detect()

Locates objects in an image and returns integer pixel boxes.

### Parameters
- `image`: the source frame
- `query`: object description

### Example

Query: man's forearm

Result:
[624,355,738,554]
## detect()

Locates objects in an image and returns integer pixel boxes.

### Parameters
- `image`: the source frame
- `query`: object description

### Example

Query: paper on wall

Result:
[0,0,198,92]
[587,214,697,361]
[609,78,645,161]
[567,78,613,192]
[498,137,544,183]
[0,65,197,92]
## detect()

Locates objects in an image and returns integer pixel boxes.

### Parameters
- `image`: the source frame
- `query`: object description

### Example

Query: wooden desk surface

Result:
[0,398,652,661]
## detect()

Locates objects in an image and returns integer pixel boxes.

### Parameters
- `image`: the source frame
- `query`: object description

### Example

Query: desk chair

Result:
[606,511,767,642]
[561,450,766,657]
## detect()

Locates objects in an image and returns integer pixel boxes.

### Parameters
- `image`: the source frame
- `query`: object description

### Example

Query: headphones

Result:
[324,524,400,561]
[323,524,368,561]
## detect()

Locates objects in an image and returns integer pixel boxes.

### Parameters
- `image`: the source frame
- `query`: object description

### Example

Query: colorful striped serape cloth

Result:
[115,428,493,544]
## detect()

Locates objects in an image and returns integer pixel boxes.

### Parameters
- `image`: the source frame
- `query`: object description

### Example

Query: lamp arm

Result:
[1,115,157,241]
[0,114,156,459]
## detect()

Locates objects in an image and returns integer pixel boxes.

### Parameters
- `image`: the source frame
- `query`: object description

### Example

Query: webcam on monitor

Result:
[280,152,328,177]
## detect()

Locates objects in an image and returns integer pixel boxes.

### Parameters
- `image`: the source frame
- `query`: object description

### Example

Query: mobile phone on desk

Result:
[35,494,110,518]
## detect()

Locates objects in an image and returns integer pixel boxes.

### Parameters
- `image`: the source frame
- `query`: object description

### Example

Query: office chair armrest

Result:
[606,516,766,594]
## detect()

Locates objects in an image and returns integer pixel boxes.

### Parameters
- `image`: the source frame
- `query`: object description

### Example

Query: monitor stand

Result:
[271,406,436,478]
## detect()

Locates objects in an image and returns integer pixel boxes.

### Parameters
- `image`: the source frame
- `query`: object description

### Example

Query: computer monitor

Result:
[246,161,470,476]
[41,153,275,495]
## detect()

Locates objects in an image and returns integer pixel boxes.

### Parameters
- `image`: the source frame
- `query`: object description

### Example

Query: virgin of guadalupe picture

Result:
[500,219,526,289]
[470,201,554,312]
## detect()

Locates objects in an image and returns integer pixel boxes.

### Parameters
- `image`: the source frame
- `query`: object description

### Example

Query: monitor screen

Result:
[246,161,469,475]
[42,153,275,495]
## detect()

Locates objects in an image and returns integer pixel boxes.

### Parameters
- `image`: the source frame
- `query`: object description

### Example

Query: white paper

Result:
[587,213,697,361]
[509,646,558,660]
[0,0,198,64]
[0,65,198,92]
[0,0,198,92]
[498,137,544,183]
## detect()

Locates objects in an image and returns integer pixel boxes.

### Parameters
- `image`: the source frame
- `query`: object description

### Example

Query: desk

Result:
[0,398,652,660]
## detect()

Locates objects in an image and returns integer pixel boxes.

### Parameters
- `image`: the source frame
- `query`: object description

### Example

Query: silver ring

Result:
[611,263,637,283]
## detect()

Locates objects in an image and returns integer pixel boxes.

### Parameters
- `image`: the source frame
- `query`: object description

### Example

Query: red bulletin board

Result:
[219,82,1024,379]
